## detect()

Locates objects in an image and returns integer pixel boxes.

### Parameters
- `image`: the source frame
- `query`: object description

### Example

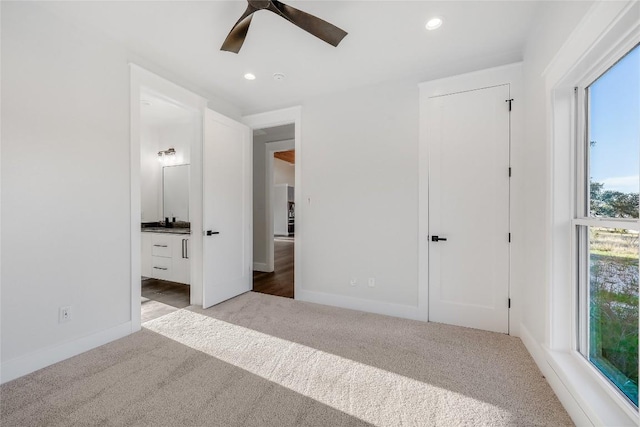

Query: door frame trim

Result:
[129,64,206,331]
[243,107,302,298]
[418,63,523,334]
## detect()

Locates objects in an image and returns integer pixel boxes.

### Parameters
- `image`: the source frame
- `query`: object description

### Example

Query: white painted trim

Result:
[243,107,302,129]
[545,1,640,349]
[573,217,640,231]
[130,64,207,327]
[418,62,523,96]
[0,3,3,376]
[418,62,523,334]
[243,107,302,299]
[265,139,295,271]
[542,2,638,84]
[417,82,430,323]
[0,322,132,384]
[519,324,592,426]
[520,323,637,426]
[297,290,420,321]
[130,64,207,111]
[130,66,142,333]
[189,108,206,308]
[253,262,269,272]
[543,3,640,423]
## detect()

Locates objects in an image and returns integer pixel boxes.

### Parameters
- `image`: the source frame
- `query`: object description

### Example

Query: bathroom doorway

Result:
[139,89,198,322]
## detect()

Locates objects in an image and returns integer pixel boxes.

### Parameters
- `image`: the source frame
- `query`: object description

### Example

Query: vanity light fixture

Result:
[157,148,177,165]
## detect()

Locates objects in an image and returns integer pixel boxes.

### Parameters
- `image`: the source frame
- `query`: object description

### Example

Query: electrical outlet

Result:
[350,278,357,287]
[368,278,376,287]
[59,306,72,323]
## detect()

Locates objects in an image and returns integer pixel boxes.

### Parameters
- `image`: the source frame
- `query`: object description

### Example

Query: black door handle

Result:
[431,235,447,242]
[206,230,220,236]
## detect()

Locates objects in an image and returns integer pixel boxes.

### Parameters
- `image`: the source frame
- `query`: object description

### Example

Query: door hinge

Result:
[508,233,511,242]
[508,298,511,308]
[506,98,514,111]
[508,167,512,177]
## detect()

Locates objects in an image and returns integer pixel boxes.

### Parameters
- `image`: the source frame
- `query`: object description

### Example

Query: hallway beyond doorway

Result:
[253,239,294,298]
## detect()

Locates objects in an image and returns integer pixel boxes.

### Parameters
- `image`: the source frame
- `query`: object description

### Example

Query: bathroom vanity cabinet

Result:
[141,231,190,285]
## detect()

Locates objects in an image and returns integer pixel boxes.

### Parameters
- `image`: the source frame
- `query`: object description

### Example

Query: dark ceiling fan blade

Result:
[268,0,347,47]
[221,4,259,53]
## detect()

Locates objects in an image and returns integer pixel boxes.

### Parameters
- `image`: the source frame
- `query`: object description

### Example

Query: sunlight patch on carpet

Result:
[143,309,511,426]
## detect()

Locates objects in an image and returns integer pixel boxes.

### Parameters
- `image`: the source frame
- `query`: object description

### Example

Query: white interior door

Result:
[202,109,252,308]
[427,85,510,334]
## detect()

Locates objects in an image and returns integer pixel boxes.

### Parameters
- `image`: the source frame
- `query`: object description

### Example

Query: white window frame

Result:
[572,46,640,394]
[572,42,640,417]
[546,2,640,425]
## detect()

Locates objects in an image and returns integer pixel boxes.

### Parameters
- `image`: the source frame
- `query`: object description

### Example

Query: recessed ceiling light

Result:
[244,73,256,80]
[425,17,443,31]
[273,73,285,81]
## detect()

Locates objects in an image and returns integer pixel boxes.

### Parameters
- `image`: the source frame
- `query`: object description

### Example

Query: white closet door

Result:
[427,84,510,334]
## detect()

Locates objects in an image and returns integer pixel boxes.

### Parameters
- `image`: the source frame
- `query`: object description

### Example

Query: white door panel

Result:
[428,85,510,334]
[202,109,252,308]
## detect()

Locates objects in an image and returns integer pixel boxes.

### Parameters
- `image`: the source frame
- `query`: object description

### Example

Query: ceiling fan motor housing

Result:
[248,0,271,9]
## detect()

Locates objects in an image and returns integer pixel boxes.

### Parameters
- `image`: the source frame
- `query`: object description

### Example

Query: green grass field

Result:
[589,227,638,405]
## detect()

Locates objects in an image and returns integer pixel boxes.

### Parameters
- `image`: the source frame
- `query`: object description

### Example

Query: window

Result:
[575,44,639,407]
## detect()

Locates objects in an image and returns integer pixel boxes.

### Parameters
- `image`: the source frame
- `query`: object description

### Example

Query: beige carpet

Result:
[1,292,572,426]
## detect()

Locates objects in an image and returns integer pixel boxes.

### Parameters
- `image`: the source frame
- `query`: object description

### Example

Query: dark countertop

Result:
[141,227,191,235]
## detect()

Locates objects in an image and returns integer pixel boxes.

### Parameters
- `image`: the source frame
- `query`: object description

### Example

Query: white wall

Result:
[273,184,290,236]
[158,121,194,166]
[140,123,161,222]
[299,79,419,308]
[253,137,268,266]
[519,0,594,345]
[274,158,294,186]
[519,3,640,425]
[0,2,238,381]
[140,120,195,222]
[0,0,604,392]
[1,2,132,372]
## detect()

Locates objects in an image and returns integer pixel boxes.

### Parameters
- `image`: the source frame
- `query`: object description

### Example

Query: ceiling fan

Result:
[221,0,348,54]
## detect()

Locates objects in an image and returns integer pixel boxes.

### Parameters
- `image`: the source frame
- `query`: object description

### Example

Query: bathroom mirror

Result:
[163,164,189,222]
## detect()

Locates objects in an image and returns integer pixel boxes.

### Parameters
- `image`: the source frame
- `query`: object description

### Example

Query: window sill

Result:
[544,346,638,426]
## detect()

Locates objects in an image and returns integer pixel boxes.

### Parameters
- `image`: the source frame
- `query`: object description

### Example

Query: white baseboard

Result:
[296,289,420,321]
[0,321,132,384]
[253,262,271,272]
[518,323,639,426]
[519,325,589,426]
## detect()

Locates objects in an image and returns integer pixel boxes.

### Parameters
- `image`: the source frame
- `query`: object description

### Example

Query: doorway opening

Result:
[139,89,198,322]
[252,125,295,298]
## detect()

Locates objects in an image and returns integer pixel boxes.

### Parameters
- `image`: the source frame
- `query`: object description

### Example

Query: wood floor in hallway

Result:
[253,239,294,298]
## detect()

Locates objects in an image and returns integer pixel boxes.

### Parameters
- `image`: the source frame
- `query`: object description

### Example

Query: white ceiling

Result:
[40,1,542,115]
